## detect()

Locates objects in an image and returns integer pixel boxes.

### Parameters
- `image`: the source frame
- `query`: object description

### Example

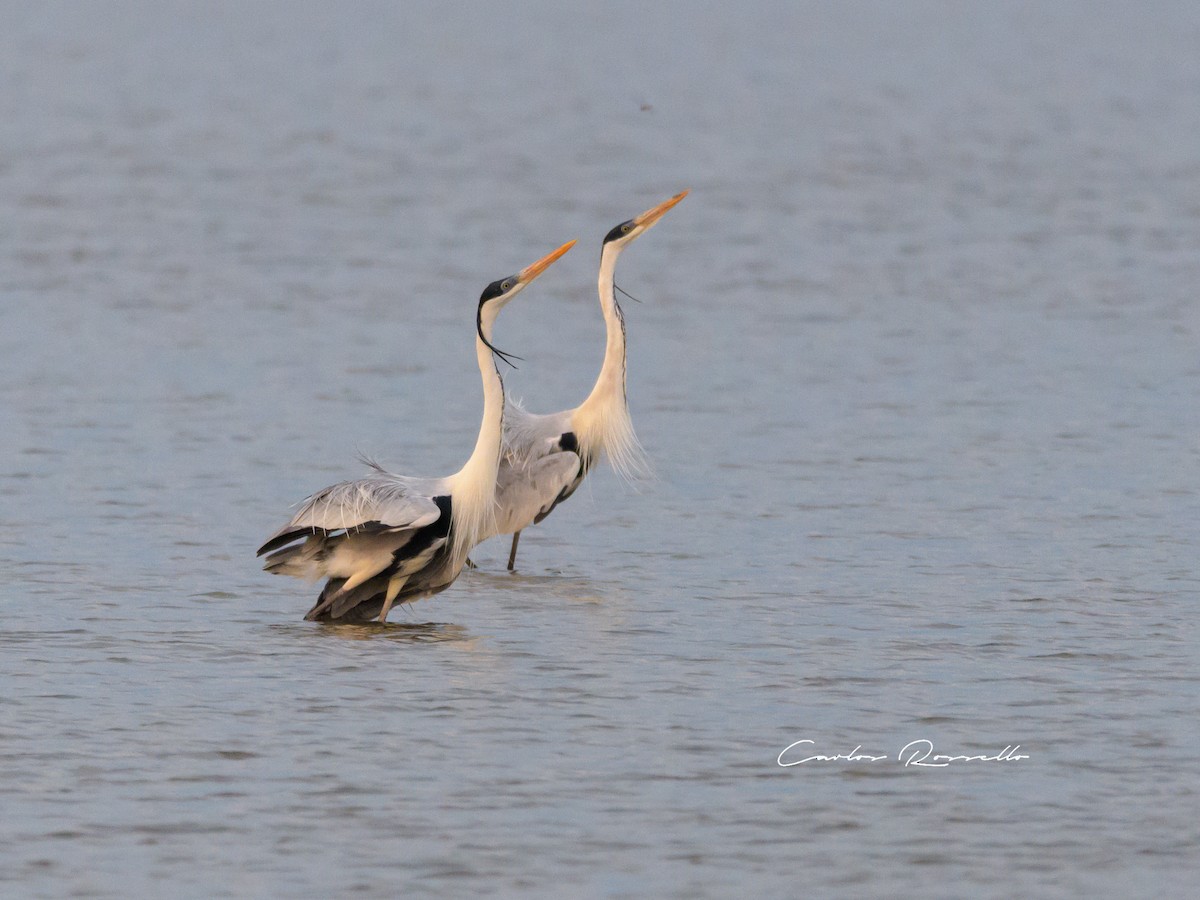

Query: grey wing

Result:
[492,451,582,537]
[502,402,573,467]
[257,476,442,556]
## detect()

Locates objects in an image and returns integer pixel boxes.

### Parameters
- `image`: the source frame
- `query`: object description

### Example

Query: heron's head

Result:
[602,190,689,249]
[477,239,576,363]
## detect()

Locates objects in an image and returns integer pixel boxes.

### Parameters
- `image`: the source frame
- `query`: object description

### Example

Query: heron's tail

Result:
[263,536,324,580]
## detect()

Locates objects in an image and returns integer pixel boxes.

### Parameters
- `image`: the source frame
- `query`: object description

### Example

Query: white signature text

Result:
[778,739,1029,768]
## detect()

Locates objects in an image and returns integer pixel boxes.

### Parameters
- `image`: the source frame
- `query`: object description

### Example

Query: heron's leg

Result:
[378,576,404,624]
[507,531,522,571]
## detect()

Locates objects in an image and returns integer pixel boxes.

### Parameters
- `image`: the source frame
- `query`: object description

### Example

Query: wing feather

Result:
[491,450,581,537]
[502,401,574,469]
[257,476,441,556]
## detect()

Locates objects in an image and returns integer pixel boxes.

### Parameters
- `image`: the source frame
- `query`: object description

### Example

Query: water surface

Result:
[2,2,1198,896]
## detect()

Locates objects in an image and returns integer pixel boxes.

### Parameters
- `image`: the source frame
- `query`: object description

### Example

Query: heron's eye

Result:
[501,280,513,291]
[621,224,632,234]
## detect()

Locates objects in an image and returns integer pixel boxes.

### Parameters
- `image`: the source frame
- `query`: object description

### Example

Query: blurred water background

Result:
[1,1,1198,896]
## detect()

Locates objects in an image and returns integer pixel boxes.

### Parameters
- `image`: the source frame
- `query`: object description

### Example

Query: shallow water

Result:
[2,1,1199,896]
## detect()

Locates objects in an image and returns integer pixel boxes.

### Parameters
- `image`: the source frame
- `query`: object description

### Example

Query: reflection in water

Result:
[270,620,474,644]
[465,568,618,606]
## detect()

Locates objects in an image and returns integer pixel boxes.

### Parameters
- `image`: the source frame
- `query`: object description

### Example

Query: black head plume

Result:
[477,279,523,369]
[614,283,643,304]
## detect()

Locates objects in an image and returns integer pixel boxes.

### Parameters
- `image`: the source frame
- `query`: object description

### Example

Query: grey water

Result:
[2,1,1198,896]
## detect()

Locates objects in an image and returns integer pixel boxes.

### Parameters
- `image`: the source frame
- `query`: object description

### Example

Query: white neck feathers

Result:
[573,241,647,481]
[449,305,505,561]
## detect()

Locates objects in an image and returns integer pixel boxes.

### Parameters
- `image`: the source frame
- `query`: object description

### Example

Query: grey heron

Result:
[485,191,688,569]
[257,239,577,622]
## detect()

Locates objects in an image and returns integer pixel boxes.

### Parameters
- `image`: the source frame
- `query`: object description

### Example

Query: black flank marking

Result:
[388,495,452,567]
[559,431,592,476]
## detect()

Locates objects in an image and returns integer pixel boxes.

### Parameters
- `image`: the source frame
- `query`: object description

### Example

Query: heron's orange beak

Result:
[519,239,577,284]
[632,190,689,229]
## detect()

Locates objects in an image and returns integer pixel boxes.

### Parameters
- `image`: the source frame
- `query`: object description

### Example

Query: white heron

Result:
[257,239,577,623]
[484,190,688,569]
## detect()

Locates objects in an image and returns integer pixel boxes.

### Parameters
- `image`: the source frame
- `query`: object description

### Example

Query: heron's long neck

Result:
[451,324,504,560]
[574,243,644,479]
[589,243,627,403]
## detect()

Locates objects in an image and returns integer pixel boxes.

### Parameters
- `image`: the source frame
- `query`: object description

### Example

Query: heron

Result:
[257,239,577,623]
[485,190,688,570]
